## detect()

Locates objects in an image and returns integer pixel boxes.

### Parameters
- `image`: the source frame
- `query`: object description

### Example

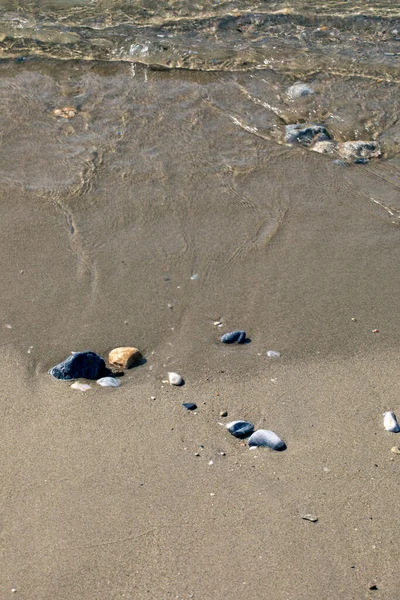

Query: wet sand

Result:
[1,60,400,599]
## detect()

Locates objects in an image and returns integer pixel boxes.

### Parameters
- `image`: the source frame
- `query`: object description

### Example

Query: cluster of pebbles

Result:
[49,346,142,390]
[49,330,399,452]
[285,82,382,165]
[285,123,381,165]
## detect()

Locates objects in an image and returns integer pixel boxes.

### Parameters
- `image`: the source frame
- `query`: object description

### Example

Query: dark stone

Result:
[226,420,254,438]
[49,351,106,380]
[220,330,246,344]
[285,123,331,147]
[182,402,197,411]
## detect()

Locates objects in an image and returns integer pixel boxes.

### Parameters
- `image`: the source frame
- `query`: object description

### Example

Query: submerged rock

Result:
[108,347,142,369]
[49,351,105,380]
[226,420,254,438]
[311,140,337,155]
[220,330,246,344]
[168,372,184,386]
[337,141,381,162]
[97,377,121,387]
[248,429,286,451]
[383,411,400,433]
[285,123,331,147]
[286,82,314,99]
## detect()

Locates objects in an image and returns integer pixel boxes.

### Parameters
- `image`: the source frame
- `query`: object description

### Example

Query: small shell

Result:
[220,330,246,344]
[383,411,400,433]
[168,372,184,386]
[70,382,91,391]
[248,429,286,451]
[96,377,121,387]
[267,350,281,358]
[226,420,254,438]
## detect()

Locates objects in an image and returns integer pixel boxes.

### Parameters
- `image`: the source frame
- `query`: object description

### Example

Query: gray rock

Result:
[287,82,314,99]
[226,420,254,438]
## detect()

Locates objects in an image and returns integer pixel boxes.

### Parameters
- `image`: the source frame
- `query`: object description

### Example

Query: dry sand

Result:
[1,60,400,599]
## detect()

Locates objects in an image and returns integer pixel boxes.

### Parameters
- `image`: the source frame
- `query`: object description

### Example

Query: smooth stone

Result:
[286,82,314,99]
[182,402,197,411]
[226,420,254,438]
[220,330,246,344]
[337,141,381,162]
[96,377,121,388]
[71,382,91,391]
[49,351,105,380]
[248,429,287,451]
[301,514,318,523]
[267,350,281,358]
[220,410,228,417]
[285,123,331,147]
[108,347,142,369]
[383,411,400,432]
[168,372,184,386]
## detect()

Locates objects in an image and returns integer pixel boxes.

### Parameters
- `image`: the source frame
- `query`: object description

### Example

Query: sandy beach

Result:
[1,56,400,599]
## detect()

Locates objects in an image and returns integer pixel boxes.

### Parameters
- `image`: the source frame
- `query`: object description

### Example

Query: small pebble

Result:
[372,329,379,333]
[248,429,286,451]
[182,402,197,410]
[220,410,228,417]
[195,452,200,457]
[150,396,156,400]
[208,459,214,465]
[168,372,184,386]
[226,420,254,438]
[108,347,142,369]
[301,514,318,523]
[391,446,400,454]
[96,377,121,387]
[368,584,378,591]
[267,350,281,358]
[71,382,91,391]
[383,411,400,433]
[221,330,246,344]
[190,273,199,280]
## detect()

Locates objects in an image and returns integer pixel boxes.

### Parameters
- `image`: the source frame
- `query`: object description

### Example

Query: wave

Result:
[0,1,399,76]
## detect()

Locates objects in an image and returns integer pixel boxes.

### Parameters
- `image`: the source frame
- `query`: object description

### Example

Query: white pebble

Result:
[190,273,199,280]
[96,377,121,388]
[70,382,91,391]
[383,411,400,432]
[168,372,183,386]
[267,350,281,358]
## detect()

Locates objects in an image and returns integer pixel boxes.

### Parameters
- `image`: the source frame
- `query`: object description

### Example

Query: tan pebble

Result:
[108,347,142,369]
[53,107,77,118]
[391,446,400,454]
